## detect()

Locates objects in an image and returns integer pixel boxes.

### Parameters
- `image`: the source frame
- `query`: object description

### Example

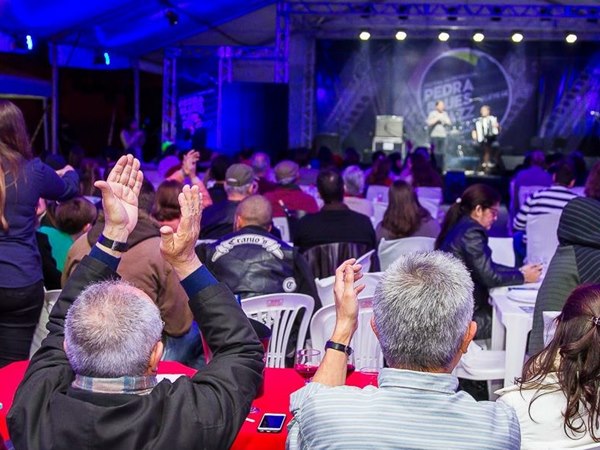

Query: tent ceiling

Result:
[1,0,600,63]
[0,0,276,58]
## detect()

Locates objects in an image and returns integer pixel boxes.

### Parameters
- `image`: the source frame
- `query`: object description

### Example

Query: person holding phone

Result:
[287,252,520,449]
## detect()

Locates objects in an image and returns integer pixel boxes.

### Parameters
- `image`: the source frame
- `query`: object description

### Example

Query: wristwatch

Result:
[98,234,129,252]
[325,340,353,356]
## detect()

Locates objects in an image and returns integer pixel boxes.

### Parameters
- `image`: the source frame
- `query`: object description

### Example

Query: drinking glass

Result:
[294,349,321,384]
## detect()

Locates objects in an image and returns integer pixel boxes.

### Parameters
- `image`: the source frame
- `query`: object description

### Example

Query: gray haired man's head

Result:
[373,251,474,371]
[342,165,365,196]
[64,280,164,377]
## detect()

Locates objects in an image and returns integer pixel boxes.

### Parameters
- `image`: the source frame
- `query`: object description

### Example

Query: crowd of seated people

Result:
[6,96,600,448]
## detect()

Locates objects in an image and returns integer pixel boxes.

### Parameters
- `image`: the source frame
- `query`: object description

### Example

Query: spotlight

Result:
[95,51,111,65]
[438,31,450,42]
[511,31,524,43]
[565,32,577,44]
[395,30,407,41]
[165,9,179,26]
[472,31,485,42]
[25,35,33,51]
[103,52,111,65]
[359,30,371,41]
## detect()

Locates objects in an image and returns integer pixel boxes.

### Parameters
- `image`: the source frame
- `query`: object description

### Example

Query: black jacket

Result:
[529,197,600,353]
[438,216,523,338]
[293,203,376,254]
[198,225,320,307]
[8,256,264,450]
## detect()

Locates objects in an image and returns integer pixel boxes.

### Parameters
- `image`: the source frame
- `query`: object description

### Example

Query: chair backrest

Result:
[372,202,387,229]
[310,297,384,369]
[526,213,561,264]
[302,242,372,279]
[543,311,561,347]
[571,186,585,197]
[315,272,383,307]
[418,197,439,221]
[29,289,62,358]
[378,237,435,271]
[488,237,516,267]
[241,293,314,368]
[518,185,546,208]
[415,186,443,202]
[272,217,291,242]
[366,185,390,202]
[356,249,375,273]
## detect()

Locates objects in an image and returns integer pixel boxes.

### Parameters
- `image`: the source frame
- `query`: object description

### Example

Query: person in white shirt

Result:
[497,284,600,449]
[472,105,500,171]
[427,100,452,170]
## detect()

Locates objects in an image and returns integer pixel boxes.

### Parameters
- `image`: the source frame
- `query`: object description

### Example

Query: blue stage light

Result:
[25,35,33,51]
[103,52,111,65]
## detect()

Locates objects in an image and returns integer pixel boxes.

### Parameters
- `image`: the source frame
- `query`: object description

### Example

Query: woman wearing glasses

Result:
[435,184,541,339]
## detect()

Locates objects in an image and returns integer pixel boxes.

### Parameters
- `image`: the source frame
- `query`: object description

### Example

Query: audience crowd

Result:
[3,98,600,448]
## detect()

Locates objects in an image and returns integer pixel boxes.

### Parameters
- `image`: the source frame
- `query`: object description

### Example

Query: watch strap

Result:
[98,233,129,252]
[325,340,353,356]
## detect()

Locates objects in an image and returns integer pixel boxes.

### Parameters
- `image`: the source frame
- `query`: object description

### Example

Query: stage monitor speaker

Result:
[375,115,403,139]
[220,82,288,157]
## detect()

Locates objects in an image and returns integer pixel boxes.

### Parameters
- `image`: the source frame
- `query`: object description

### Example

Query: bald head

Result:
[234,195,273,231]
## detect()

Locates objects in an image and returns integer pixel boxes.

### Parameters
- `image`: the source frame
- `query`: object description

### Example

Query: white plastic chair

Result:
[356,249,375,273]
[378,237,435,271]
[571,186,585,196]
[518,185,546,208]
[315,272,383,307]
[526,213,561,264]
[415,186,443,203]
[310,297,384,370]
[543,311,561,347]
[366,185,389,202]
[241,293,314,368]
[488,237,516,267]
[371,202,387,228]
[29,289,62,358]
[454,341,505,398]
[418,197,439,220]
[272,216,290,242]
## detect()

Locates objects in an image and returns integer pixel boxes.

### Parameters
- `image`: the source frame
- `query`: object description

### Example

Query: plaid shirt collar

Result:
[72,374,158,396]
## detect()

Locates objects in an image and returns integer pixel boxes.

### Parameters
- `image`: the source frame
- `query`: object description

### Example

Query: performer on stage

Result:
[472,105,500,171]
[426,100,452,169]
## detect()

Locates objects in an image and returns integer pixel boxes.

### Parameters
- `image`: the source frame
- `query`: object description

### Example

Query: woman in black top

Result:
[435,184,540,338]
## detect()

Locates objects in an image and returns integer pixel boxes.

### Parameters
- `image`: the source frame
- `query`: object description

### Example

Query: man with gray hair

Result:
[8,155,264,449]
[250,151,277,194]
[287,252,520,449]
[342,165,373,217]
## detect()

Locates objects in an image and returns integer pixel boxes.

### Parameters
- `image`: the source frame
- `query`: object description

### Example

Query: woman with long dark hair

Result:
[436,184,540,338]
[376,180,440,242]
[0,100,79,366]
[498,284,600,448]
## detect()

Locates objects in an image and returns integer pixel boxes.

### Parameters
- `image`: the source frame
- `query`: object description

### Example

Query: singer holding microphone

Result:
[426,100,452,170]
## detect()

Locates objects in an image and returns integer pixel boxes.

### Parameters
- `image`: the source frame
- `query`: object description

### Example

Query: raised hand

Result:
[160,184,203,279]
[331,259,365,341]
[94,154,143,241]
[182,150,200,178]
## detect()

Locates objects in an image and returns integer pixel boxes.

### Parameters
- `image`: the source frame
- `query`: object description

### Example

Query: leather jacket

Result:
[438,216,523,338]
[198,226,319,305]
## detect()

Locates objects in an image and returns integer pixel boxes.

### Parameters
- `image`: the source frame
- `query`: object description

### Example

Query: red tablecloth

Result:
[0,362,378,449]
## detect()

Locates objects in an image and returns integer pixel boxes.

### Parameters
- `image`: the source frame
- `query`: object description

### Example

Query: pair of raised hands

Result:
[95,154,202,277]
